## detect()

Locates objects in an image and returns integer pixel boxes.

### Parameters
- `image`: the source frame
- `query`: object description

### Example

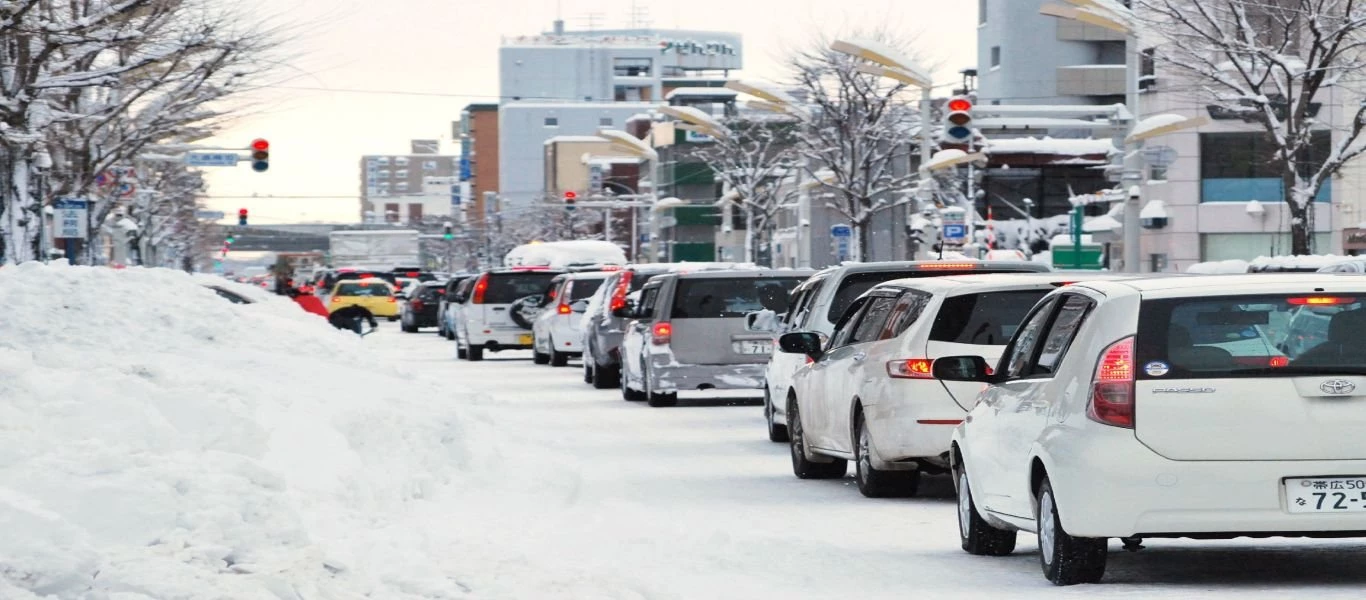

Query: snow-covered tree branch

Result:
[1137,0,1366,254]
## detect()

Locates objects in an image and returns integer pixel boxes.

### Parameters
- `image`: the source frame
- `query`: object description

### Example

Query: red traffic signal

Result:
[251,139,269,152]
[238,208,248,226]
[563,191,577,200]
[943,96,974,142]
[947,98,972,112]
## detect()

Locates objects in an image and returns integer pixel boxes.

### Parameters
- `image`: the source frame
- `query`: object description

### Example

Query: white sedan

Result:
[941,274,1366,585]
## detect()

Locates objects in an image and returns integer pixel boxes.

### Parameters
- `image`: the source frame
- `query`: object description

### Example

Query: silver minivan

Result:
[619,269,812,407]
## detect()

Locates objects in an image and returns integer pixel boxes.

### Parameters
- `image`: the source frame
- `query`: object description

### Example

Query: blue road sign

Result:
[942,223,968,241]
[185,152,240,167]
[830,224,852,238]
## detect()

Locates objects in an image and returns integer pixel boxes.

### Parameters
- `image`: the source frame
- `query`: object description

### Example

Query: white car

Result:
[453,268,564,361]
[778,274,1118,497]
[941,274,1366,585]
[533,272,609,367]
[761,260,1051,444]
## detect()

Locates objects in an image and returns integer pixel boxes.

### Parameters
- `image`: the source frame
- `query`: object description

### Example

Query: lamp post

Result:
[596,128,661,261]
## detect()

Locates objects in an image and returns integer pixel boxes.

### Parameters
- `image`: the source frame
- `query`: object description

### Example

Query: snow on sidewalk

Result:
[0,264,482,599]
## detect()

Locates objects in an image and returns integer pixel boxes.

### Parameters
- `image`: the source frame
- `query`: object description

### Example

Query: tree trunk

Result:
[1,148,37,264]
[854,219,870,263]
[1286,171,1312,256]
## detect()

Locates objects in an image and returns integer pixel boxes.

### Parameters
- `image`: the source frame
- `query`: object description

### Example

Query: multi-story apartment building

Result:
[358,140,458,224]
[497,21,743,206]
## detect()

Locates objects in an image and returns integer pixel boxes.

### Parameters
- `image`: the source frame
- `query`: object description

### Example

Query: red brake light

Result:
[652,322,672,345]
[411,300,424,311]
[887,359,935,379]
[919,263,978,270]
[330,297,340,303]
[406,271,419,278]
[610,272,634,311]
[1270,356,1290,367]
[1288,297,1355,306]
[1088,336,1135,428]
[472,273,490,304]
[557,303,572,315]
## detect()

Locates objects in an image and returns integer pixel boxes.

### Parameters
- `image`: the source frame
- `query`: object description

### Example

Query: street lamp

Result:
[596,128,662,261]
[830,38,935,167]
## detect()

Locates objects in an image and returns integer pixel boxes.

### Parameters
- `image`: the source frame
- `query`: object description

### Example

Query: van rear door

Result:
[668,276,808,365]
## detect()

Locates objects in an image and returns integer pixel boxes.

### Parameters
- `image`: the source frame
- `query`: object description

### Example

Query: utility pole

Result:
[1121,31,1143,274]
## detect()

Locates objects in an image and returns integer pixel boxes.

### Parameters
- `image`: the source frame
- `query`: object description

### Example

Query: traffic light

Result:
[250,138,269,172]
[942,96,974,144]
[238,208,248,226]
[442,222,454,240]
[563,190,577,211]
[226,233,235,245]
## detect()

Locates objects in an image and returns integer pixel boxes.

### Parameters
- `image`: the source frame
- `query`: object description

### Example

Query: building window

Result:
[1199,131,1331,202]
[395,157,409,166]
[979,0,987,25]
[378,170,390,179]
[376,157,389,165]
[600,117,613,127]
[396,181,409,192]
[613,57,652,77]
[384,203,400,223]
[1140,48,1156,91]
[395,169,409,179]
[408,203,424,222]
[423,160,438,171]
[990,46,1001,68]
[544,116,559,127]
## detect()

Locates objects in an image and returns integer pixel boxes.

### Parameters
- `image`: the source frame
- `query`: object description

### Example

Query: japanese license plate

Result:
[519,334,533,345]
[733,340,773,355]
[1285,477,1366,513]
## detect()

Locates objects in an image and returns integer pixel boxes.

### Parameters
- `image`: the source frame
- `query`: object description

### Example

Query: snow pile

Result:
[1248,255,1345,271]
[1187,259,1250,274]
[0,264,479,599]
[503,240,627,268]
[985,136,1114,156]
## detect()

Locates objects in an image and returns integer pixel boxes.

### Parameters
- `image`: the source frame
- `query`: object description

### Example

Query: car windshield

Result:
[336,282,392,297]
[826,269,1022,323]
[930,290,1050,345]
[483,272,560,304]
[1136,294,1366,378]
[671,278,806,319]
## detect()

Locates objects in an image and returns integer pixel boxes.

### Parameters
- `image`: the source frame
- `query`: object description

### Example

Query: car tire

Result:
[764,388,789,443]
[457,347,468,359]
[594,362,620,389]
[787,398,846,479]
[955,460,1017,556]
[644,362,677,407]
[621,370,646,401]
[584,361,594,384]
[467,346,484,362]
[1037,477,1107,585]
[550,349,570,367]
[854,414,919,498]
[533,350,550,365]
[388,316,399,322]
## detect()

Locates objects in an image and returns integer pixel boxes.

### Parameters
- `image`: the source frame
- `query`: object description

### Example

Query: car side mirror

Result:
[933,356,993,383]
[779,332,824,361]
[571,299,590,313]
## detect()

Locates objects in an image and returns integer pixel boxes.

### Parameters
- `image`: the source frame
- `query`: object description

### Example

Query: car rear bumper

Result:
[550,321,585,353]
[1045,433,1366,538]
[647,357,767,393]
[863,384,965,464]
[464,326,535,350]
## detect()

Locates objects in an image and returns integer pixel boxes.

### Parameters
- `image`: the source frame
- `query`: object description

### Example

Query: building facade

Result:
[358,141,458,224]
[976,0,1127,107]
[497,23,743,207]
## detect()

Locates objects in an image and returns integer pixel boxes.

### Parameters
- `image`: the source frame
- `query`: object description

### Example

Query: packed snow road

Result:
[370,328,1366,599]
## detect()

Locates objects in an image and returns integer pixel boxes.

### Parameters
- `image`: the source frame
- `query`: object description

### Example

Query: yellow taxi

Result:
[328,278,400,320]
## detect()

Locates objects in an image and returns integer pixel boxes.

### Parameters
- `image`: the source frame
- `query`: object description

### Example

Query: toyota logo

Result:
[1320,379,1357,395]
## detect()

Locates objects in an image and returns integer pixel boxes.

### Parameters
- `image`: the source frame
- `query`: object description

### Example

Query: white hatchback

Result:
[532,272,609,367]
[778,274,1121,498]
[940,274,1366,585]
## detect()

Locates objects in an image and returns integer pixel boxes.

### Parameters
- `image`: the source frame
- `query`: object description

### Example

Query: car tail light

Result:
[387,295,397,303]
[887,359,935,379]
[1088,336,1135,429]
[919,263,978,270]
[330,297,340,303]
[610,272,634,312]
[1288,296,1356,306]
[557,303,572,315]
[651,322,672,345]
[472,273,490,304]
[411,300,425,311]
[1270,356,1289,367]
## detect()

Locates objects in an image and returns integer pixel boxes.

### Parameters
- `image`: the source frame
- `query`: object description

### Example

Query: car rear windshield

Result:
[1136,294,1366,379]
[336,282,392,296]
[930,290,1050,345]
[417,286,444,301]
[569,278,605,301]
[671,278,807,319]
[484,272,560,304]
[336,271,396,286]
[827,269,1014,323]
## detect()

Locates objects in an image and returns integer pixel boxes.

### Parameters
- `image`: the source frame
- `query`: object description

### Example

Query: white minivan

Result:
[940,274,1366,585]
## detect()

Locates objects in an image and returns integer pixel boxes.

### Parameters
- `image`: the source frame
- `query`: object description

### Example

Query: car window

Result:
[336,282,392,296]
[638,286,661,319]
[788,279,826,328]
[1003,297,1059,379]
[1029,295,1093,376]
[850,295,899,345]
[826,272,924,323]
[828,297,871,349]
[670,277,806,319]
[483,272,560,304]
[882,291,933,339]
[930,290,1051,346]
[568,278,605,302]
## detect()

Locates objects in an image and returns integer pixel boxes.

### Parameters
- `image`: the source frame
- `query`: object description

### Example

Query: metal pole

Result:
[919,88,933,165]
[604,206,612,247]
[1121,31,1143,273]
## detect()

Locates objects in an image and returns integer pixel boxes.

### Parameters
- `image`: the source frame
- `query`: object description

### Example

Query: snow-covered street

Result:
[366,328,1366,599]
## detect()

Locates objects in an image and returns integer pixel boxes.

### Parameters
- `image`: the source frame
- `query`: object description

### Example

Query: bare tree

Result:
[790,37,921,260]
[687,112,801,265]
[1137,0,1366,254]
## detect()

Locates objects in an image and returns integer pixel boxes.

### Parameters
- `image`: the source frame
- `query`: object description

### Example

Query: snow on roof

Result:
[545,135,609,144]
[1186,259,1250,274]
[665,87,739,100]
[1140,200,1168,220]
[0,264,485,598]
[1082,215,1122,232]
[985,136,1114,156]
[1129,113,1191,139]
[504,240,628,268]
[1248,255,1346,269]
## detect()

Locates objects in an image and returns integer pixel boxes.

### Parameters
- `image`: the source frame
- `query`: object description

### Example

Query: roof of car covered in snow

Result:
[871,272,1137,295]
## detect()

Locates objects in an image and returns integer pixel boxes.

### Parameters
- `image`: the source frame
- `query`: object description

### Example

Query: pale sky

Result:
[203,0,977,224]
